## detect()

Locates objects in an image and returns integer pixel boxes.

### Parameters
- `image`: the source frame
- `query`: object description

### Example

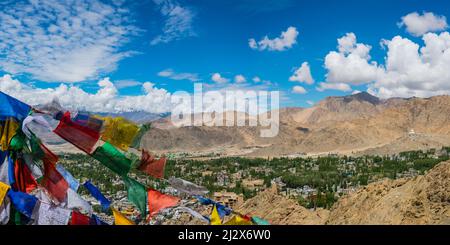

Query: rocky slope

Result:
[237,160,450,225]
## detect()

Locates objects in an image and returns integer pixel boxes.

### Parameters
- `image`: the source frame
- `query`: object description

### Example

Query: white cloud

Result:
[292,85,307,94]
[252,76,261,82]
[114,80,142,89]
[0,0,136,83]
[211,73,229,84]
[316,82,352,92]
[306,100,314,106]
[0,74,172,113]
[289,62,314,84]
[399,12,448,37]
[324,33,381,85]
[157,69,200,81]
[249,26,298,51]
[234,74,247,83]
[370,32,450,98]
[352,90,361,95]
[151,0,196,45]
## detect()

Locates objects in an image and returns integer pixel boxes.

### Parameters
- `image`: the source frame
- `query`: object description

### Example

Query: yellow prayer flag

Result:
[210,205,222,225]
[224,215,253,225]
[112,207,135,225]
[0,119,19,151]
[0,181,10,205]
[100,117,139,151]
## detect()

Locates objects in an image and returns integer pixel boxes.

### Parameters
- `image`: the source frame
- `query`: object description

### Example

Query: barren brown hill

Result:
[235,160,450,225]
[140,93,450,157]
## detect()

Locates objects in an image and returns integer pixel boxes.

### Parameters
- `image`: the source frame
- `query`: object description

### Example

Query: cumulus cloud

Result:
[0,0,136,83]
[324,33,381,85]
[252,76,261,82]
[292,85,307,94]
[398,12,448,37]
[249,26,298,51]
[151,0,196,45]
[370,32,450,98]
[0,74,172,113]
[157,69,200,81]
[211,73,230,84]
[234,74,247,83]
[289,62,314,84]
[316,82,352,92]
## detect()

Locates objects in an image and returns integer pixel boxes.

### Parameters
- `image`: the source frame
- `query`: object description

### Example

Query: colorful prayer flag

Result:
[42,159,69,202]
[31,201,72,225]
[112,207,135,225]
[147,188,179,217]
[83,181,111,211]
[90,214,109,225]
[65,188,93,214]
[173,206,210,223]
[0,118,20,151]
[13,158,38,193]
[210,205,222,225]
[139,150,166,179]
[224,215,253,225]
[251,216,270,225]
[100,117,139,151]
[53,111,100,153]
[123,176,147,216]
[91,142,131,176]
[0,181,9,205]
[0,91,31,122]
[8,189,38,218]
[73,112,103,132]
[0,155,14,186]
[70,210,91,225]
[0,197,10,225]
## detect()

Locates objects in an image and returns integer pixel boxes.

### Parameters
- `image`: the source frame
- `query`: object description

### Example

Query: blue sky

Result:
[1,0,450,112]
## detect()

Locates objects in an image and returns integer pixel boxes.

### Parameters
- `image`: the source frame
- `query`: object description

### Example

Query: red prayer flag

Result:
[14,158,38,193]
[42,158,69,202]
[53,111,100,154]
[139,150,166,179]
[40,143,58,166]
[147,189,179,217]
[70,211,91,225]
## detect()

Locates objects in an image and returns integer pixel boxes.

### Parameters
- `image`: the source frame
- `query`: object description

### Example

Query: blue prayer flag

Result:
[8,189,38,218]
[0,91,31,121]
[89,214,109,225]
[83,180,111,211]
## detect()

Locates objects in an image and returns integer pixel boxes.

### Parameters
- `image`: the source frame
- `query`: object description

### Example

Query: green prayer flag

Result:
[130,123,151,149]
[123,176,147,217]
[251,216,270,225]
[91,142,131,176]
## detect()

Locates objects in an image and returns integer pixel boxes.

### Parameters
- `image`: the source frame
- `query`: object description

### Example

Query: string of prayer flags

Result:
[0,91,31,122]
[56,164,80,191]
[13,158,38,193]
[112,207,135,225]
[168,177,209,196]
[91,142,131,176]
[0,118,20,151]
[223,214,253,225]
[100,117,139,151]
[123,176,147,217]
[70,210,91,225]
[210,205,222,225]
[83,181,111,211]
[31,201,72,225]
[0,197,10,225]
[90,214,109,225]
[195,196,231,219]
[8,189,37,218]
[0,181,9,205]
[42,158,69,203]
[147,188,179,217]
[139,150,166,179]
[53,111,100,153]
[251,216,270,225]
